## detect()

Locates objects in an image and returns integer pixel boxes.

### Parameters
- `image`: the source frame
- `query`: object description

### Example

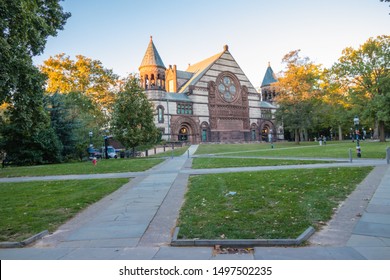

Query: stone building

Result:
[139,36,282,144]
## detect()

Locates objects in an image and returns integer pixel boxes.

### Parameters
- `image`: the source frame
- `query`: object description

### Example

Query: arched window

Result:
[145,74,149,89]
[157,106,164,123]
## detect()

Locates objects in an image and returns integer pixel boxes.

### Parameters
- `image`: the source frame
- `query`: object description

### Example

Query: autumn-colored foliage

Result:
[40,53,118,110]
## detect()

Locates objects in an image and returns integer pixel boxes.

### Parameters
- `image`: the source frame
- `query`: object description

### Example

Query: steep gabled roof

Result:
[139,36,165,69]
[261,63,278,87]
[176,70,193,80]
[178,51,224,93]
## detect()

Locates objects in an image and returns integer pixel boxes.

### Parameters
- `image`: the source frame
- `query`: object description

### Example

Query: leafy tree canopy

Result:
[0,62,63,165]
[332,35,390,141]
[274,50,324,143]
[0,0,70,104]
[40,53,119,110]
[111,76,159,150]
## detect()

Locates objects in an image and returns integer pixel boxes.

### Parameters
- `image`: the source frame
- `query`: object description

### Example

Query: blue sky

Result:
[33,0,390,88]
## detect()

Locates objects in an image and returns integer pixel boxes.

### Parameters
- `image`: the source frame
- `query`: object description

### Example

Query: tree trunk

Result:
[338,125,343,141]
[300,130,304,142]
[374,120,379,139]
[295,129,300,144]
[379,120,386,142]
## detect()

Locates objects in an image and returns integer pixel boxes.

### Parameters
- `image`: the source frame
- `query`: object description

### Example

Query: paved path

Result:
[1,145,390,259]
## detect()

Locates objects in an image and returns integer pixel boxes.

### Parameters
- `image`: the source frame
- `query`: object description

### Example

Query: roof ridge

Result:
[178,51,224,93]
[186,51,224,73]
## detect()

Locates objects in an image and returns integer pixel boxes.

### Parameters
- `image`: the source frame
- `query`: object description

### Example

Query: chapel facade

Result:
[139,36,283,144]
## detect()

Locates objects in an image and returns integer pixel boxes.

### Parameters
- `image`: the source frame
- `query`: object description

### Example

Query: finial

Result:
[223,45,229,51]
[268,61,271,67]
[150,35,153,41]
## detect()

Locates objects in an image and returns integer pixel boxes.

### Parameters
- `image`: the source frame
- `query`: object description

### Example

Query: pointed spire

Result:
[261,62,277,87]
[139,36,165,69]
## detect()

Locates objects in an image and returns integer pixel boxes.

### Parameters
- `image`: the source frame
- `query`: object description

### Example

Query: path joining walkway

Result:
[1,145,389,260]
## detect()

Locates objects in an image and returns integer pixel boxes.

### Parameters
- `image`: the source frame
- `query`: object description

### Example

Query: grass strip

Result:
[177,167,372,240]
[0,158,164,178]
[0,178,129,242]
[192,157,333,169]
[149,146,189,158]
[195,141,388,159]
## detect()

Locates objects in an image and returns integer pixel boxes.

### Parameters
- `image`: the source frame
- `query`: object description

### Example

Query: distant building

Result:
[138,36,282,143]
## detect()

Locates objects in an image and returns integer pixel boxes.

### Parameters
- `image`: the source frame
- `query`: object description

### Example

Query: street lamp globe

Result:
[353,116,359,126]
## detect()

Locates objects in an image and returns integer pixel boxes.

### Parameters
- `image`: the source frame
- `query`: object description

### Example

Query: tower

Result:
[139,36,166,90]
[260,62,278,103]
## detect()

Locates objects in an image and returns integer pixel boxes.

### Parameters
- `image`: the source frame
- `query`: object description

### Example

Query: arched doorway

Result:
[200,122,209,142]
[171,116,200,143]
[261,125,270,142]
[178,125,189,141]
[260,121,276,142]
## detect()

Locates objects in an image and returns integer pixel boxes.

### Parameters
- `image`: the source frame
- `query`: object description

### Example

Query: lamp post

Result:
[354,116,361,158]
[89,131,93,147]
[104,135,109,159]
[87,131,93,159]
[269,128,274,149]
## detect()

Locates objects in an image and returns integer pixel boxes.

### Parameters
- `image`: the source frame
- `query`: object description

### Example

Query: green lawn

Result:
[0,178,129,242]
[192,157,334,169]
[177,167,372,240]
[150,146,189,158]
[196,141,388,159]
[0,158,164,178]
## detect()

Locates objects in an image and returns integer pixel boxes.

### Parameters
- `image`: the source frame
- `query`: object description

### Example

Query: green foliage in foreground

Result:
[0,158,164,178]
[177,167,372,240]
[0,178,129,242]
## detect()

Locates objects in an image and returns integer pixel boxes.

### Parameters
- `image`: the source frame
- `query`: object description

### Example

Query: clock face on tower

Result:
[217,75,238,102]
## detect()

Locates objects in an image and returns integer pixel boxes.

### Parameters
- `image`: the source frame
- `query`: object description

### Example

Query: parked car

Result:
[88,148,102,160]
[101,146,117,159]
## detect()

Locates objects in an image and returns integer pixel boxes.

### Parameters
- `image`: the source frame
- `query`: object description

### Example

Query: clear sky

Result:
[33,0,390,88]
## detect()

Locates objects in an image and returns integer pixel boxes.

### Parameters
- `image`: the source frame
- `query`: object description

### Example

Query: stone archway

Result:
[171,116,200,144]
[260,121,275,142]
[178,125,189,141]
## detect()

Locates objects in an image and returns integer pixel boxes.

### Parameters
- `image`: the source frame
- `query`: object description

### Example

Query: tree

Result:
[0,0,70,104]
[40,53,119,110]
[274,50,324,143]
[320,69,354,140]
[333,35,390,142]
[45,93,78,160]
[111,76,159,153]
[381,0,390,14]
[0,0,70,165]
[45,91,108,161]
[0,62,63,165]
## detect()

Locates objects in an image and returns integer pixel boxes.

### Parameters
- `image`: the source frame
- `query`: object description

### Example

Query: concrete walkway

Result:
[1,145,390,260]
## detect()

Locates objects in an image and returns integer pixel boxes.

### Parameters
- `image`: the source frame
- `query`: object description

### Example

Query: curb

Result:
[0,230,49,248]
[171,226,315,247]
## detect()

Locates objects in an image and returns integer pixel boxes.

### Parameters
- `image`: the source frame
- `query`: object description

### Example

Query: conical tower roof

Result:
[261,62,277,87]
[139,36,165,69]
